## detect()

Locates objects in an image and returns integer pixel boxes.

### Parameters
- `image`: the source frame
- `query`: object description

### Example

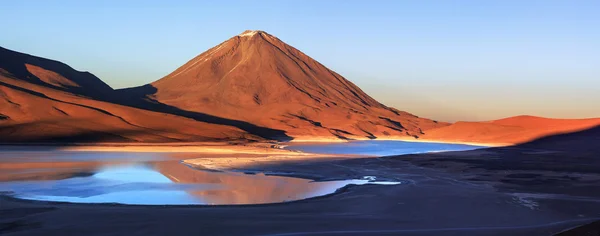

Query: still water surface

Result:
[286,140,482,156]
[0,141,481,205]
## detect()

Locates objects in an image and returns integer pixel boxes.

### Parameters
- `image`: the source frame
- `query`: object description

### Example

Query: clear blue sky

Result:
[2,0,599,121]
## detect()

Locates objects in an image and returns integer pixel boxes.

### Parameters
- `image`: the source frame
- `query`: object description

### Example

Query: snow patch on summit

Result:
[239,30,259,37]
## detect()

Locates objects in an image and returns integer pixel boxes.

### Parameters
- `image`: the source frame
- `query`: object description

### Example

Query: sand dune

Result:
[421,115,600,145]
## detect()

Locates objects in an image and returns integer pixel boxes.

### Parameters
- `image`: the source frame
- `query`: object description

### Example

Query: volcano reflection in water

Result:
[3,161,401,205]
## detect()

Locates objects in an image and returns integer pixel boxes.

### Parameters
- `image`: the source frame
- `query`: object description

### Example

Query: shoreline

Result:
[0,142,306,155]
[378,137,509,147]
[181,153,362,171]
[287,136,506,147]
[0,137,504,150]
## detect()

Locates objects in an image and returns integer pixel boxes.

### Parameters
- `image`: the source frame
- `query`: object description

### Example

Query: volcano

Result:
[121,30,447,140]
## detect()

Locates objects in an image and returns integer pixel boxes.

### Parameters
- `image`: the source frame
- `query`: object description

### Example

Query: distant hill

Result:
[0,46,113,99]
[421,115,600,145]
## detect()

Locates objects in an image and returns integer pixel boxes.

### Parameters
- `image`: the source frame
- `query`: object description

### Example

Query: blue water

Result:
[286,140,484,156]
[2,165,211,205]
[0,163,401,205]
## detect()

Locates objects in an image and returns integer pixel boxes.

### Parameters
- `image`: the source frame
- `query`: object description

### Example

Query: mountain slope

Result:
[120,30,447,140]
[421,115,600,145]
[0,48,256,143]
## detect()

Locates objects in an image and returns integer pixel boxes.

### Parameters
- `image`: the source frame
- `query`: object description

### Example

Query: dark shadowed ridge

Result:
[0,46,113,99]
[515,125,600,153]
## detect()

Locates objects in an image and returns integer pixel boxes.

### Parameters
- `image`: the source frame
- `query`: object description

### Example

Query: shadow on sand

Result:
[0,121,161,144]
[0,80,292,142]
[114,84,292,142]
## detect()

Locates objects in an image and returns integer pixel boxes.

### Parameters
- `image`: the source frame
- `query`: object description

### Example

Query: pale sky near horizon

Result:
[1,1,599,122]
